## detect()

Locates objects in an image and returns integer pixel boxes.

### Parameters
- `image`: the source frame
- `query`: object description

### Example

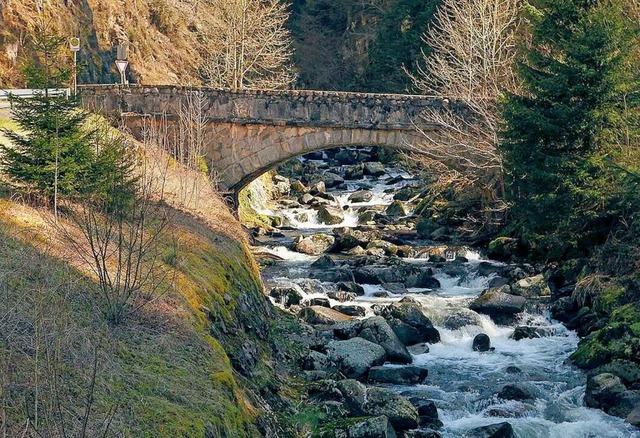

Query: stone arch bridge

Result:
[80,85,451,195]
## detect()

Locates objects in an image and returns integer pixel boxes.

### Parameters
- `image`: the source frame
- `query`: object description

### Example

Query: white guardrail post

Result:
[0,88,71,108]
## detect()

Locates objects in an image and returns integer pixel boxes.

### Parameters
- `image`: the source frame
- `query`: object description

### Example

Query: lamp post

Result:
[69,37,80,94]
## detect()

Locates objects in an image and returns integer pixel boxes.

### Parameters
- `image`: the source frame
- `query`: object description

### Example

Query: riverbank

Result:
[247,146,640,437]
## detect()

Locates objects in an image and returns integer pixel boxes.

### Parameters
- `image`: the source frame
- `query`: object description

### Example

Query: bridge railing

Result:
[0,88,71,108]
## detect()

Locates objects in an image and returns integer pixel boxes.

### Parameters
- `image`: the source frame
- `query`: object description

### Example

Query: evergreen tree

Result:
[500,0,640,259]
[0,23,95,208]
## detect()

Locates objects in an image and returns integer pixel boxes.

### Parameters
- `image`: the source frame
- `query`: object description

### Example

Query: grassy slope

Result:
[0,107,298,436]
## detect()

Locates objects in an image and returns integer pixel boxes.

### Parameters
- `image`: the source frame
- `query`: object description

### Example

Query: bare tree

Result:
[409,0,520,226]
[199,0,296,90]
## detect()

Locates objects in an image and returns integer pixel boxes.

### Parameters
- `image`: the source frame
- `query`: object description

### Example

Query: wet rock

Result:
[334,149,358,165]
[302,351,334,371]
[349,190,374,203]
[365,387,419,431]
[401,430,442,438]
[332,320,364,340]
[368,366,429,385]
[290,179,308,194]
[327,291,357,302]
[317,205,344,225]
[334,305,367,317]
[344,165,365,180]
[364,162,387,177]
[373,291,392,298]
[310,181,326,194]
[505,366,522,374]
[346,245,366,256]
[388,318,423,346]
[407,399,442,429]
[472,334,491,352]
[592,360,640,386]
[442,310,483,330]
[627,405,640,427]
[463,422,514,438]
[368,240,399,256]
[385,302,441,344]
[510,326,547,341]
[299,306,353,325]
[407,343,430,355]
[358,316,413,364]
[383,282,409,295]
[310,268,352,283]
[337,379,367,407]
[269,285,304,307]
[608,390,640,418]
[405,271,441,289]
[469,287,527,325]
[497,383,536,401]
[308,297,331,308]
[294,234,335,255]
[299,193,315,204]
[294,212,309,222]
[327,337,386,379]
[510,274,551,298]
[386,200,408,217]
[475,262,506,278]
[333,227,381,250]
[336,416,397,438]
[337,281,366,296]
[323,171,345,188]
[586,373,627,413]
[310,254,336,269]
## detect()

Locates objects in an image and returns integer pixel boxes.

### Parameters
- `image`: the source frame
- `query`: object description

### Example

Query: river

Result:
[251,148,639,438]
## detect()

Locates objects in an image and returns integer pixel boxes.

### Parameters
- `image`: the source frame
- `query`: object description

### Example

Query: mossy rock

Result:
[487,237,519,261]
[416,215,439,239]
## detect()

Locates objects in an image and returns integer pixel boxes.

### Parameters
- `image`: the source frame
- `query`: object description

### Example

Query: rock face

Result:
[358,317,413,364]
[299,306,353,325]
[327,337,386,378]
[469,288,526,325]
[317,205,344,225]
[294,234,335,255]
[368,366,429,385]
[472,334,491,352]
[464,422,514,438]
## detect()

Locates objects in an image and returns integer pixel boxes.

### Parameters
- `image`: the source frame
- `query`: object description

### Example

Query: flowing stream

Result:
[253,151,639,438]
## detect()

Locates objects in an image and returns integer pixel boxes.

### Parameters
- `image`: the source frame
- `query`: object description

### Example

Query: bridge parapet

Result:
[80,85,448,131]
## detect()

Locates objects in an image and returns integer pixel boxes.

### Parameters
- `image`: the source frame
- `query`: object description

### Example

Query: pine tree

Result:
[500,0,640,259]
[0,23,95,212]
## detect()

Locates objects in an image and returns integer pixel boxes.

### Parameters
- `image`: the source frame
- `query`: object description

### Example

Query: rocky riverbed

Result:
[248,147,640,437]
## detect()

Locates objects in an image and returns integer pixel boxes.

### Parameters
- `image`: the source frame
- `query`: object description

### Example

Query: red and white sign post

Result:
[116,44,129,85]
[69,37,80,94]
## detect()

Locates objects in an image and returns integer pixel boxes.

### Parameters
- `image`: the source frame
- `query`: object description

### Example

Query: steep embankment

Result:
[0,116,305,435]
[0,0,215,86]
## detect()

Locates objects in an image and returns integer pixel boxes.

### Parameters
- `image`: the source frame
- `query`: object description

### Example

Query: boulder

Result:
[487,237,519,261]
[368,366,429,385]
[349,190,374,203]
[344,165,365,180]
[402,431,442,438]
[585,373,627,413]
[290,180,308,194]
[359,210,378,224]
[367,240,399,256]
[388,318,423,346]
[405,271,441,289]
[299,193,315,204]
[472,334,491,352]
[302,351,334,371]
[317,205,344,225]
[469,288,527,325]
[338,281,366,296]
[327,291,357,302]
[408,399,442,430]
[497,383,536,402]
[463,422,514,438]
[334,305,367,317]
[443,310,483,330]
[307,297,331,308]
[269,285,304,307]
[627,405,640,427]
[337,416,397,438]
[294,234,335,255]
[407,343,430,355]
[358,316,413,364]
[323,171,345,188]
[333,227,381,250]
[299,306,353,325]
[386,200,408,217]
[326,337,386,378]
[593,360,640,386]
[510,326,547,341]
[363,387,420,431]
[310,181,326,194]
[364,162,387,176]
[510,274,551,298]
[310,254,336,269]
[385,302,441,344]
